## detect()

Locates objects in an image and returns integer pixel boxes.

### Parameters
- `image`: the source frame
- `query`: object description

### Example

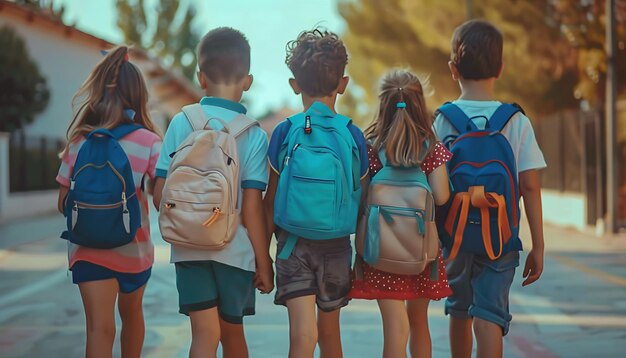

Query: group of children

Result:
[57,19,546,358]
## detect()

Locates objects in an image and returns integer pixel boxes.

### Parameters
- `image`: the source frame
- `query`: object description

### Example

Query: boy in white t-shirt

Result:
[433,19,547,358]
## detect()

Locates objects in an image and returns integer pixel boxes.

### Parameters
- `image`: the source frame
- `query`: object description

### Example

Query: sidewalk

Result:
[0,213,625,357]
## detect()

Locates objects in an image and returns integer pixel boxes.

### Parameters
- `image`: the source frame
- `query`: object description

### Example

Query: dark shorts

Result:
[443,250,520,335]
[274,233,352,312]
[175,260,256,324]
[71,261,151,294]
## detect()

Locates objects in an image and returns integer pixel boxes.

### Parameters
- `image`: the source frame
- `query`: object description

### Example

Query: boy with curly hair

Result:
[264,29,369,358]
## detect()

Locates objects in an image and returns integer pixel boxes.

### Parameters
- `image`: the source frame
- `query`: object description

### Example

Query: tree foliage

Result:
[548,0,626,105]
[116,0,200,80]
[337,0,620,124]
[0,26,50,132]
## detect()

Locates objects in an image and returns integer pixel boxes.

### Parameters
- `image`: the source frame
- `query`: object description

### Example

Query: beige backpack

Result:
[355,149,440,277]
[159,104,258,249]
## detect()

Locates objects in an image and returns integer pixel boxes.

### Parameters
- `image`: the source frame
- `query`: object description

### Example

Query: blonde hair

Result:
[62,46,161,155]
[364,69,436,167]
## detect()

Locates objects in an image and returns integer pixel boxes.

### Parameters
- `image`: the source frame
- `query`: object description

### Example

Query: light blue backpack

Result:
[274,112,362,259]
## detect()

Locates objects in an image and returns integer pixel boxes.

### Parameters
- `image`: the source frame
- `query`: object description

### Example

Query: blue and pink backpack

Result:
[436,102,523,260]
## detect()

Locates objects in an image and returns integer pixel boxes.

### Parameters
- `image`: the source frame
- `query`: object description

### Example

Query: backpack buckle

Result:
[304,115,312,134]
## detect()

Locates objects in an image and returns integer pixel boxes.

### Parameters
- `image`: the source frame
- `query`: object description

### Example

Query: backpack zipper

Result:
[72,161,127,195]
[73,192,136,210]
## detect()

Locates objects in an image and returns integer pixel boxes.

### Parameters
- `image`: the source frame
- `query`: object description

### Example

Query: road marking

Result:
[0,269,67,308]
[549,253,626,287]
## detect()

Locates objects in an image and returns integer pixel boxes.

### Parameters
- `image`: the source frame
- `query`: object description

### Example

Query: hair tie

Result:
[396,102,406,108]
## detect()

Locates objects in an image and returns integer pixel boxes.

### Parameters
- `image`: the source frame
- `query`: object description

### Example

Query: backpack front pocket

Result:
[160,168,235,249]
[69,191,135,248]
[286,175,337,231]
[364,205,428,265]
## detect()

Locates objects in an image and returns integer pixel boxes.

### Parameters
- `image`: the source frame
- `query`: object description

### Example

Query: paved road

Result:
[1,211,626,357]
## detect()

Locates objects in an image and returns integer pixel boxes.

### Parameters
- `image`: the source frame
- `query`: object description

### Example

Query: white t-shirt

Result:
[433,99,547,173]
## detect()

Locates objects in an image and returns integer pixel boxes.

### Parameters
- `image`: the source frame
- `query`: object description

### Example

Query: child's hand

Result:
[522,248,544,286]
[254,261,274,294]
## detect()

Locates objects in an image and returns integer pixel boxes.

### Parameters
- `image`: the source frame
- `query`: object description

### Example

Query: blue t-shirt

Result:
[156,96,269,272]
[267,101,369,179]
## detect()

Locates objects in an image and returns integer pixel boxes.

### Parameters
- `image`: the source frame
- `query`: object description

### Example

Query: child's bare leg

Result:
[286,295,317,358]
[219,318,248,358]
[450,316,473,358]
[317,308,343,358]
[474,318,502,358]
[407,298,431,358]
[79,279,119,358]
[189,307,220,358]
[118,284,147,358]
[377,299,409,358]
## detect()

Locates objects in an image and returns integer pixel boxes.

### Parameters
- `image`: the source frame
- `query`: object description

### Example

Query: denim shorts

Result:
[274,232,352,312]
[175,260,256,324]
[443,250,520,335]
[71,261,151,294]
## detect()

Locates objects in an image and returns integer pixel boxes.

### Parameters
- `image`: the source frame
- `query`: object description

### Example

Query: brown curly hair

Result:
[285,29,348,97]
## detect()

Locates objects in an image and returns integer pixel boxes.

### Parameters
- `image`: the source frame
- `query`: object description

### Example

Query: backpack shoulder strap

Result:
[228,114,260,138]
[332,113,352,127]
[436,102,477,133]
[110,124,143,140]
[181,103,209,131]
[286,112,307,128]
[487,103,524,132]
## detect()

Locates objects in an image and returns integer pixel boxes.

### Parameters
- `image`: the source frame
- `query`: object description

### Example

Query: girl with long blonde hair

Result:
[350,69,453,358]
[56,46,162,358]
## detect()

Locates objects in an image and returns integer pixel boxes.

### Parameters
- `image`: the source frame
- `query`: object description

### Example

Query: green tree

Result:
[338,0,581,125]
[116,0,200,80]
[0,26,50,132]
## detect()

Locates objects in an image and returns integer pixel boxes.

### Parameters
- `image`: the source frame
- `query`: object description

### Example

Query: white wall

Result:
[540,189,586,230]
[0,133,58,224]
[0,16,104,140]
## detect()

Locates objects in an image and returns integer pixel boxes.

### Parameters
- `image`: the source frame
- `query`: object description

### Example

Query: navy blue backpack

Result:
[61,124,143,249]
[436,103,522,261]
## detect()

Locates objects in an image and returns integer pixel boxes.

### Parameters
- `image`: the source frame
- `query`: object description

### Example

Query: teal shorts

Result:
[175,260,256,324]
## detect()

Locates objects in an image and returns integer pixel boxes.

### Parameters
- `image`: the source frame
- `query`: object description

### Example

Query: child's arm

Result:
[152,177,165,210]
[264,170,278,239]
[519,169,544,286]
[57,186,69,214]
[242,188,274,294]
[428,165,450,206]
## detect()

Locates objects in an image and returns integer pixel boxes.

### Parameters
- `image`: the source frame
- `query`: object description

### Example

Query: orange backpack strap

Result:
[468,186,512,260]
[444,192,470,262]
[445,187,513,262]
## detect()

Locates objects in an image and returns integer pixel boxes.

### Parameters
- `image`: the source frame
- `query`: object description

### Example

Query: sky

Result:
[55,0,346,118]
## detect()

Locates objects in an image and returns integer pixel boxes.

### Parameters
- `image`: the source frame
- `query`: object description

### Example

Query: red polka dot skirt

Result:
[349,250,452,300]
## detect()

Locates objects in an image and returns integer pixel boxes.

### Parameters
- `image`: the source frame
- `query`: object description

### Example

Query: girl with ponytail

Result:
[350,69,452,358]
[56,46,162,358]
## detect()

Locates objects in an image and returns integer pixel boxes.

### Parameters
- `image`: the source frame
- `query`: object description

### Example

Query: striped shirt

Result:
[56,128,162,273]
